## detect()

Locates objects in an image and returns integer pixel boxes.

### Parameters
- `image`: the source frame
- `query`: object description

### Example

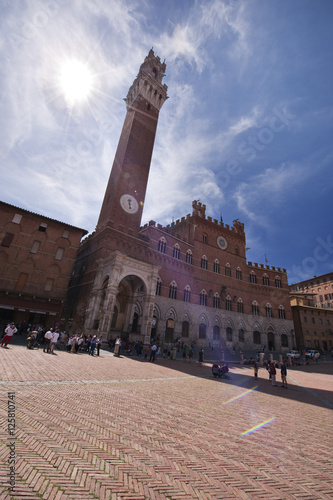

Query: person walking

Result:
[96,337,102,356]
[269,360,277,386]
[43,328,53,353]
[280,361,288,388]
[1,323,17,348]
[198,348,204,366]
[149,343,157,362]
[90,336,97,356]
[253,361,258,379]
[49,330,59,355]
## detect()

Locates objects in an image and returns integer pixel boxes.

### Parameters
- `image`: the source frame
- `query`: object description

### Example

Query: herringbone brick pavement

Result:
[0,346,332,499]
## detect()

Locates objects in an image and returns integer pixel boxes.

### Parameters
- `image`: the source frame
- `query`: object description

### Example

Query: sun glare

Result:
[59,59,93,105]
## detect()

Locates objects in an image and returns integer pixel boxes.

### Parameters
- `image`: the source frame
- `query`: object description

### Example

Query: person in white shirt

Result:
[49,330,60,355]
[44,328,53,353]
[1,323,18,348]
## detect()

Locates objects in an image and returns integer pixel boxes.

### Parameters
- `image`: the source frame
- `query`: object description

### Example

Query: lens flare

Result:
[222,386,258,405]
[241,417,275,437]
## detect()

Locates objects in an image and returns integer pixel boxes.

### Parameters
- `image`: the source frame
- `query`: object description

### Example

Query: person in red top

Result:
[1,323,18,348]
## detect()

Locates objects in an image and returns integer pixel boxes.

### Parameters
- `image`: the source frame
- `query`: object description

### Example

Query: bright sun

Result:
[59,59,93,105]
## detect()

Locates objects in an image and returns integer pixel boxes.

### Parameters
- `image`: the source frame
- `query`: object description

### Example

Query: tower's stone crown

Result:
[125,49,168,111]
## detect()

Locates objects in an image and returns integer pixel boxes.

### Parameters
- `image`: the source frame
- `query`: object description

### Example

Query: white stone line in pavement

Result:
[288,375,333,409]
[0,375,195,387]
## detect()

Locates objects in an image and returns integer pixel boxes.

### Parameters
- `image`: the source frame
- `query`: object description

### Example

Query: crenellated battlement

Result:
[247,261,286,273]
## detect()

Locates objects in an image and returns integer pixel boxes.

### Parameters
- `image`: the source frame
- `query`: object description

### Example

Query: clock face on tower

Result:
[217,235,228,250]
[120,194,139,214]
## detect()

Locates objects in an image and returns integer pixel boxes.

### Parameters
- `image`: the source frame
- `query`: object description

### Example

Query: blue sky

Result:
[0,0,332,284]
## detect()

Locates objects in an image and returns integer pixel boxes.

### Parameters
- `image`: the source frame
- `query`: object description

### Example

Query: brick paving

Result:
[0,346,332,499]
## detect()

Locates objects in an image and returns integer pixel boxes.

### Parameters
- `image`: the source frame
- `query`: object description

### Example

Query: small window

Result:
[55,248,64,261]
[31,241,40,254]
[63,229,70,239]
[250,273,257,284]
[275,278,282,288]
[169,282,177,300]
[213,294,220,309]
[184,286,191,303]
[236,268,242,280]
[201,256,208,270]
[252,302,259,316]
[266,304,273,318]
[12,214,22,224]
[44,278,54,291]
[1,233,14,247]
[237,299,243,313]
[156,278,161,296]
[225,264,231,277]
[38,222,47,232]
[200,290,207,306]
[226,296,232,311]
[213,260,220,274]
[263,275,270,286]
[186,250,193,264]
[158,238,166,253]
[278,306,286,319]
[173,244,180,259]
[203,234,207,243]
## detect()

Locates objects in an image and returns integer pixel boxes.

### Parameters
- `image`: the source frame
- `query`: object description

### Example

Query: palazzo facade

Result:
[66,50,294,353]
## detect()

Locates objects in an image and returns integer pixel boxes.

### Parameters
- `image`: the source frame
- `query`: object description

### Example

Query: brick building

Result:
[0,201,87,332]
[66,50,294,353]
[289,273,333,351]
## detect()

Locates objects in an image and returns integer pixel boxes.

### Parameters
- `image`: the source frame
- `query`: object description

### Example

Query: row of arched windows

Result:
[157,238,282,287]
[179,321,289,346]
[157,279,286,317]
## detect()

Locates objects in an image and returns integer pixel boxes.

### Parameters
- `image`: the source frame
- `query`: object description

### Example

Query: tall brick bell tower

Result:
[97,49,168,234]
[66,50,168,341]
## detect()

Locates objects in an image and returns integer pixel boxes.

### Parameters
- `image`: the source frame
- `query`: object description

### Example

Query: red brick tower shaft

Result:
[97,50,168,234]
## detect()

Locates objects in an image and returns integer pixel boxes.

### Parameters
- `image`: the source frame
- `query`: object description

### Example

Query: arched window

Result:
[169,281,177,299]
[226,295,232,311]
[173,244,180,259]
[158,237,166,253]
[225,263,231,277]
[236,267,242,280]
[213,293,220,309]
[182,321,189,337]
[263,274,270,286]
[213,325,220,340]
[266,303,273,317]
[184,286,191,303]
[155,278,162,296]
[250,272,257,284]
[226,327,233,342]
[278,306,286,319]
[281,334,288,347]
[200,290,207,306]
[199,323,206,339]
[238,329,245,343]
[252,301,259,316]
[186,250,193,264]
[201,256,208,270]
[213,259,220,273]
[275,277,282,288]
[237,298,243,313]
[253,330,261,344]
[203,234,207,243]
